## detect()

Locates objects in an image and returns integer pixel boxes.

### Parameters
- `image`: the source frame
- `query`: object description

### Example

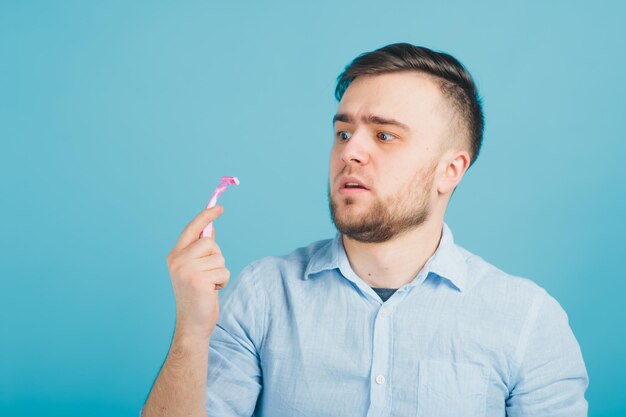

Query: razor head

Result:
[220,176,240,186]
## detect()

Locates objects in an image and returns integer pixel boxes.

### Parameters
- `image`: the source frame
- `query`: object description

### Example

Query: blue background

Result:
[1,1,624,416]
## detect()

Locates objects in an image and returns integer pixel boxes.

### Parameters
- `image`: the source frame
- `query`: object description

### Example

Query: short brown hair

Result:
[335,43,484,166]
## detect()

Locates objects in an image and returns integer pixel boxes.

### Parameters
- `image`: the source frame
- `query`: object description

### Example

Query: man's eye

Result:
[377,132,396,142]
[336,131,352,141]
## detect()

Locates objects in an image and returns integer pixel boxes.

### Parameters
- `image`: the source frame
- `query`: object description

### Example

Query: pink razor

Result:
[199,176,240,239]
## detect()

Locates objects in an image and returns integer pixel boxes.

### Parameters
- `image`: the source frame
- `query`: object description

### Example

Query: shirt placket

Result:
[366,300,393,417]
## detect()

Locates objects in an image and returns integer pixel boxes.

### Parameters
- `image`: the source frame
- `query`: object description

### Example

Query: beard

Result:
[328,165,435,244]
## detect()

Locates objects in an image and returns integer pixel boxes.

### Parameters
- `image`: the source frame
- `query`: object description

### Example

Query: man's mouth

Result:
[339,177,369,191]
[344,183,368,189]
[339,178,370,195]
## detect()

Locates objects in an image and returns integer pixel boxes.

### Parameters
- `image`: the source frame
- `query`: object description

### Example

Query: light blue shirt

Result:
[206,223,588,416]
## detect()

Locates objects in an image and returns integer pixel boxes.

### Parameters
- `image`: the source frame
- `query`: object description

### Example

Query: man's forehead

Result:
[336,72,449,130]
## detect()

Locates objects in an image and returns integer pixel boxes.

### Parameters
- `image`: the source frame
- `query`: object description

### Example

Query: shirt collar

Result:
[303,223,468,292]
[303,233,342,279]
[427,223,468,291]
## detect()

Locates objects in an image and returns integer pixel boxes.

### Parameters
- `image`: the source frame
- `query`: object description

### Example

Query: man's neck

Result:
[341,218,444,289]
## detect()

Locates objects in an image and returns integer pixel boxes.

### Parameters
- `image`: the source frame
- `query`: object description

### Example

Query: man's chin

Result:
[333,207,371,225]
[334,217,380,235]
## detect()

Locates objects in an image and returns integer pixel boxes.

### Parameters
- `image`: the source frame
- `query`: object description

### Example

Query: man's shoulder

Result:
[452,243,570,343]
[234,236,336,286]
[455,243,549,304]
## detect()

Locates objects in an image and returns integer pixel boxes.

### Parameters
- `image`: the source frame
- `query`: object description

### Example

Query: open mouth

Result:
[344,183,368,190]
[339,183,369,194]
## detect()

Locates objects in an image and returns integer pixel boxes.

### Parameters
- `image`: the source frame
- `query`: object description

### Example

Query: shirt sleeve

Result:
[205,261,266,417]
[506,290,589,417]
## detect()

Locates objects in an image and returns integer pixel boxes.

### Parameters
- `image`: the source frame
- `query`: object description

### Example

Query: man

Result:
[143,43,588,416]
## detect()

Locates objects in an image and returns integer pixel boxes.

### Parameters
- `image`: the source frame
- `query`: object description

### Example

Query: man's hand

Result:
[166,205,230,340]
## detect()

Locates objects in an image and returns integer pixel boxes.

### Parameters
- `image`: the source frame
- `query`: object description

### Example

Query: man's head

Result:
[335,43,484,165]
[328,43,484,243]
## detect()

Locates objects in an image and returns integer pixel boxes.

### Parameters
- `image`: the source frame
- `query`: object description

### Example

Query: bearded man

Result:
[143,43,588,417]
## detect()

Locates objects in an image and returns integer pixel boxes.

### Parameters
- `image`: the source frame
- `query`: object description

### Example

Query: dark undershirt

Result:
[371,287,398,302]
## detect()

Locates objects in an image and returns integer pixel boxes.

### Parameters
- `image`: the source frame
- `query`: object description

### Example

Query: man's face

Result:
[329,72,453,243]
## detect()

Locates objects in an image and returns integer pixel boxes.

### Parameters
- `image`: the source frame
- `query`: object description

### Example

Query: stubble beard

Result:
[328,165,436,244]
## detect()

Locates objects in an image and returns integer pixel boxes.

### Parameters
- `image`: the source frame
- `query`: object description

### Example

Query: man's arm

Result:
[506,291,589,417]
[143,331,210,417]
[143,206,230,417]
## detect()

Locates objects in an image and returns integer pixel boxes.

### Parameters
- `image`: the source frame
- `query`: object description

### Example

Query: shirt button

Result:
[375,374,386,385]
[380,308,389,318]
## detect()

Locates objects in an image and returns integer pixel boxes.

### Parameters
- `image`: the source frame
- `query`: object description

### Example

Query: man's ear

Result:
[437,150,471,195]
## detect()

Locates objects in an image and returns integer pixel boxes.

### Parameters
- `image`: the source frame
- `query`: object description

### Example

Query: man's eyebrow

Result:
[366,115,410,131]
[332,113,410,131]
[332,113,352,124]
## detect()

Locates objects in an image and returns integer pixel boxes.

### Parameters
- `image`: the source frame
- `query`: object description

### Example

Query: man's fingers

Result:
[184,235,223,259]
[174,205,224,251]
[196,254,226,271]
[212,268,231,289]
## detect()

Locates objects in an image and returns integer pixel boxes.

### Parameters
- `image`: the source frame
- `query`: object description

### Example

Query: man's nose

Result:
[340,131,370,165]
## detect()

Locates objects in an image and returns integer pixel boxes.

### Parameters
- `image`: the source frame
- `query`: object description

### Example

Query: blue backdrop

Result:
[1,1,624,416]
